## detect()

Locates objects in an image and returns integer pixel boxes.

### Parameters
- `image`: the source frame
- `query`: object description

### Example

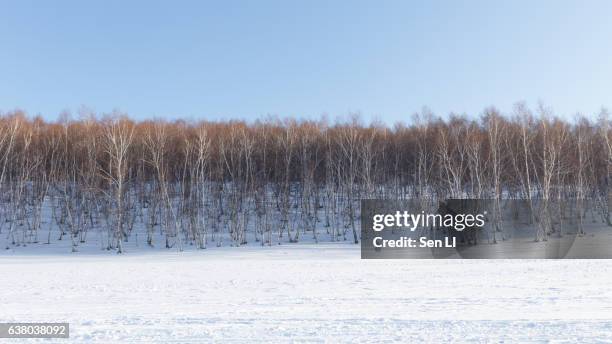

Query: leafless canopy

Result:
[0,106,610,250]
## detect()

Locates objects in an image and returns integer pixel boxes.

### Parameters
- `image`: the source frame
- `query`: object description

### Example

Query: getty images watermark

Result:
[361,199,612,259]
[371,208,487,249]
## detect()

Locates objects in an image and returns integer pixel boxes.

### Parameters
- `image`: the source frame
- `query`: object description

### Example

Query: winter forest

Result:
[1,104,612,253]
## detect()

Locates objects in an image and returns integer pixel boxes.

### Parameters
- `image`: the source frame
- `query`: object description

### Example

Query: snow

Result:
[1,244,612,342]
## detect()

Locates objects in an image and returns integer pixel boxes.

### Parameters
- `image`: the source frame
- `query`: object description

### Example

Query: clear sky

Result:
[1,0,611,123]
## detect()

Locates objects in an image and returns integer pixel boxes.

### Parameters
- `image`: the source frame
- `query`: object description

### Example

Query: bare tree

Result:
[100,116,135,253]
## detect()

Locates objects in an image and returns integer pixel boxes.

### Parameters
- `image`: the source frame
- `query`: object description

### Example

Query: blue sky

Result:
[1,0,611,123]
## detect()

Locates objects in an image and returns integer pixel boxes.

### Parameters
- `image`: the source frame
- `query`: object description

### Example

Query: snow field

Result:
[1,244,612,343]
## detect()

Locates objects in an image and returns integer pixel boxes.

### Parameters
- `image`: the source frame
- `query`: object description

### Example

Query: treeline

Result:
[1,104,611,251]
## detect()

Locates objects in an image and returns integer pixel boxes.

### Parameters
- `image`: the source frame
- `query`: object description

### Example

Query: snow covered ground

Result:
[1,244,612,343]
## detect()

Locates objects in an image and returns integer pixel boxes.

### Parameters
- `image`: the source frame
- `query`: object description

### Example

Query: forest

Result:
[1,104,611,252]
